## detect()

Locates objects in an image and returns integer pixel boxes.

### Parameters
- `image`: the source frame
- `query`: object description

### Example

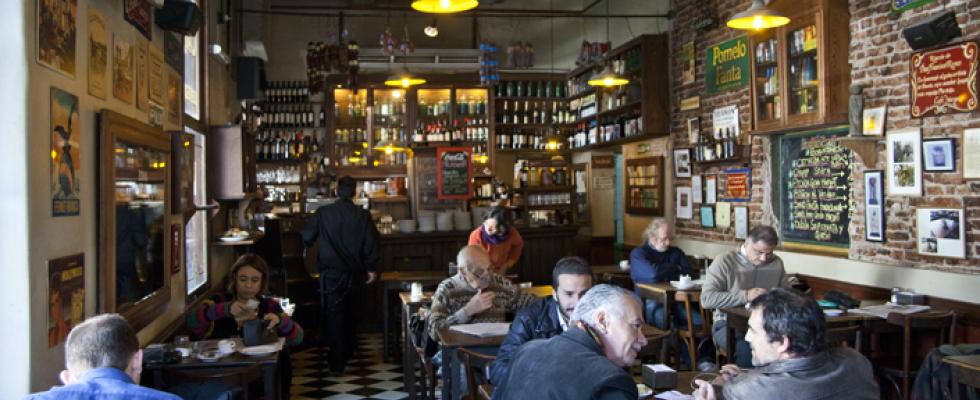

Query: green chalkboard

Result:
[774,126,853,252]
[437,147,472,199]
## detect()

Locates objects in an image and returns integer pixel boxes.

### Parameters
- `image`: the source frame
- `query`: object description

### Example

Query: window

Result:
[184,128,208,295]
[183,28,201,120]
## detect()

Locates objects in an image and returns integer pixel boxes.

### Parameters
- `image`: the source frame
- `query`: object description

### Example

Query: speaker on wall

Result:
[902,11,962,51]
[155,0,202,36]
[236,57,265,100]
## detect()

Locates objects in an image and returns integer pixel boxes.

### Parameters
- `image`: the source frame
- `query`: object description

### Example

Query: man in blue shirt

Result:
[26,314,181,400]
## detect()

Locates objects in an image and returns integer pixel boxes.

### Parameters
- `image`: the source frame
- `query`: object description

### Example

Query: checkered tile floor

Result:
[290,333,437,400]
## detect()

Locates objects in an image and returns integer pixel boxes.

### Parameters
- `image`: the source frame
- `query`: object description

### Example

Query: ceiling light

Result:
[424,19,439,37]
[727,0,790,30]
[385,72,427,88]
[588,65,629,87]
[411,0,478,14]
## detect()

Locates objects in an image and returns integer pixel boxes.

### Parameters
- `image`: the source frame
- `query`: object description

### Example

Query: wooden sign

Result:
[705,36,750,94]
[718,168,751,202]
[437,147,472,199]
[592,155,614,168]
[910,41,978,118]
[680,96,700,111]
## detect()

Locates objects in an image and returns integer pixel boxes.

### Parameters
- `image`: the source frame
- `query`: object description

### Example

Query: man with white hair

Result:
[493,284,648,400]
[26,314,181,400]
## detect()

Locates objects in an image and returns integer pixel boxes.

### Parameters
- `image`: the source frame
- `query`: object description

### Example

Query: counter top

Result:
[382,224,580,241]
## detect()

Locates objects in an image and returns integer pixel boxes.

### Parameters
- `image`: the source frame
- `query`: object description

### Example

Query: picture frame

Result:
[886,128,922,196]
[705,175,717,204]
[862,106,887,136]
[51,87,80,217]
[676,187,693,219]
[916,208,965,258]
[38,0,78,78]
[964,128,980,179]
[700,206,715,228]
[691,175,703,203]
[864,170,885,242]
[687,117,700,144]
[674,148,692,178]
[922,138,955,172]
[734,206,748,239]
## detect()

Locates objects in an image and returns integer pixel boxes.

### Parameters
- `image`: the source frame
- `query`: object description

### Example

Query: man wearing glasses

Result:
[701,226,796,368]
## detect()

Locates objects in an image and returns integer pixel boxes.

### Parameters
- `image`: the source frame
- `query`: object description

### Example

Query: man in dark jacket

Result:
[489,256,593,385]
[301,176,379,373]
[493,284,647,400]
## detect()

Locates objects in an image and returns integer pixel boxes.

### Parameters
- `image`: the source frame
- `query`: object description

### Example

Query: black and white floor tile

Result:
[290,333,437,400]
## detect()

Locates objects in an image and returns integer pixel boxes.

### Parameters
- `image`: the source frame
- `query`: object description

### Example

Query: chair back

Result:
[885,310,956,400]
[825,324,862,353]
[162,363,263,400]
[458,347,496,400]
[674,290,711,369]
[602,272,634,291]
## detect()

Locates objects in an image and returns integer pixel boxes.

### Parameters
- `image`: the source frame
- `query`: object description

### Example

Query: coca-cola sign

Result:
[910,41,978,118]
[437,147,472,199]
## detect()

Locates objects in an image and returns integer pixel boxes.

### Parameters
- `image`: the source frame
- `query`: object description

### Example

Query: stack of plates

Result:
[436,211,455,231]
[418,211,436,232]
[453,211,472,231]
[398,219,416,234]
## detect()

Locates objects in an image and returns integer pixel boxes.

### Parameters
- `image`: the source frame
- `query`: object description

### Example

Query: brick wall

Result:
[667,0,980,274]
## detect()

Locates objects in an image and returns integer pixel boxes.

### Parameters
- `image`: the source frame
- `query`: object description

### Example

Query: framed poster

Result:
[166,69,182,127]
[674,148,692,178]
[691,175,703,203]
[48,253,85,348]
[112,35,134,104]
[51,87,80,217]
[87,9,107,99]
[164,32,183,72]
[864,170,885,242]
[687,117,700,144]
[922,138,955,172]
[38,0,77,77]
[700,206,715,228]
[716,202,731,228]
[718,168,751,202]
[916,208,965,258]
[135,41,149,111]
[862,106,886,136]
[436,147,473,199]
[681,42,695,85]
[892,0,935,12]
[704,36,749,93]
[676,187,693,219]
[910,41,978,118]
[964,128,980,179]
[734,206,748,239]
[148,45,165,104]
[886,128,922,196]
[124,0,153,40]
[705,175,717,204]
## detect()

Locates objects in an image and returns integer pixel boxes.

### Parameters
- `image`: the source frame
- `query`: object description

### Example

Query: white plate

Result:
[195,351,224,362]
[239,344,278,357]
[670,281,700,290]
[219,236,248,242]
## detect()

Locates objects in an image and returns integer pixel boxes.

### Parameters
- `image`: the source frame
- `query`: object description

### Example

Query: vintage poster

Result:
[87,9,107,99]
[676,187,693,219]
[51,87,80,217]
[964,128,980,179]
[705,175,717,204]
[886,128,922,196]
[167,70,181,127]
[718,168,752,202]
[124,0,153,40]
[681,42,696,85]
[112,35,134,104]
[164,32,183,72]
[38,0,77,77]
[735,206,748,239]
[716,202,731,228]
[705,36,749,93]
[691,175,703,204]
[148,45,165,104]
[910,41,978,118]
[136,41,149,111]
[712,105,741,138]
[48,253,85,348]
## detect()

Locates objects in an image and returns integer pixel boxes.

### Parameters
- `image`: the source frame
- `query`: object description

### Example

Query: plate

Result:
[239,344,278,357]
[637,383,653,398]
[670,281,699,290]
[195,350,224,362]
[219,236,248,242]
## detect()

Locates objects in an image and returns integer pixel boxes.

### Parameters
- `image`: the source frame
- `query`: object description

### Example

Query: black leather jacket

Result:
[489,297,563,385]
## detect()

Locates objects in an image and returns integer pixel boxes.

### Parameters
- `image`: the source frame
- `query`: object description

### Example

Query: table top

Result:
[144,340,280,370]
[436,326,507,348]
[721,306,881,323]
[944,355,980,371]
[636,282,702,296]
[382,270,448,282]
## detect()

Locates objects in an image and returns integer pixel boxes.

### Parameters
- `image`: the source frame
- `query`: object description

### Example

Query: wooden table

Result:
[143,339,283,400]
[637,371,700,398]
[720,306,881,358]
[382,270,448,360]
[635,282,701,363]
[945,355,980,400]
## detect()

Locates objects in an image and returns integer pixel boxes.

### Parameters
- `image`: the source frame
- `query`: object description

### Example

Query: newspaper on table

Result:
[448,322,511,338]
[849,304,931,319]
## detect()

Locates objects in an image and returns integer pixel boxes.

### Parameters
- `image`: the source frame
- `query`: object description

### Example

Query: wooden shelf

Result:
[495,96,564,101]
[257,158,307,164]
[566,88,597,101]
[527,204,574,210]
[368,195,409,203]
[524,185,575,193]
[840,137,883,168]
[692,145,752,166]
[330,165,407,178]
[570,133,663,152]
[597,100,642,118]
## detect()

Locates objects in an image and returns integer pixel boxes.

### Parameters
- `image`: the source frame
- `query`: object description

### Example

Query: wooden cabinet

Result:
[750,0,850,134]
[624,156,665,215]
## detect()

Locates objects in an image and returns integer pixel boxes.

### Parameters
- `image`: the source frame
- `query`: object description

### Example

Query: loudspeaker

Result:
[902,11,961,51]
[236,57,265,100]
[155,0,202,36]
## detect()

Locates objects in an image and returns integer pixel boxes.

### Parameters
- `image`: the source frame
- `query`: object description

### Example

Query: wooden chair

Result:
[826,324,862,353]
[409,331,438,400]
[674,291,711,370]
[877,310,956,400]
[458,347,496,400]
[162,363,263,400]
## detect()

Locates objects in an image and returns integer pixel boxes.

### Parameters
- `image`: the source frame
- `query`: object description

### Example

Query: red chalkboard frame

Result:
[436,147,473,200]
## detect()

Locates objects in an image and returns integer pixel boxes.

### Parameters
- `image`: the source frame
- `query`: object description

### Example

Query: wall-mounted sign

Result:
[592,155,614,168]
[892,0,936,13]
[681,42,696,85]
[910,41,978,118]
[680,96,700,111]
[705,36,750,94]
[48,253,85,348]
[712,105,740,137]
[718,168,751,202]
[437,147,472,199]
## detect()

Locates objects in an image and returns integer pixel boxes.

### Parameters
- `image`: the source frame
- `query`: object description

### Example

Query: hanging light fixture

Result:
[411,0,478,14]
[384,69,426,88]
[424,18,439,37]
[726,0,790,31]
[587,0,628,88]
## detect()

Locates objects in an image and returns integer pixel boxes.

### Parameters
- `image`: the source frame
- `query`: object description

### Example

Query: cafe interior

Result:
[6,0,980,398]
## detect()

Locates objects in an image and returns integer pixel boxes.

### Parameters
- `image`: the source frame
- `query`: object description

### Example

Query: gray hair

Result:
[642,218,671,241]
[456,245,489,274]
[571,284,640,326]
[65,314,139,377]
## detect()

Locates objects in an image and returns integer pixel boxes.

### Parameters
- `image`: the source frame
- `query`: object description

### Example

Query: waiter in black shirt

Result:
[302,176,379,373]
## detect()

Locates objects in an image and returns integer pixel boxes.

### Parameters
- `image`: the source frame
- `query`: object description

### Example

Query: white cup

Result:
[619,260,630,271]
[218,339,237,355]
[410,282,423,299]
[679,274,692,285]
[175,347,191,358]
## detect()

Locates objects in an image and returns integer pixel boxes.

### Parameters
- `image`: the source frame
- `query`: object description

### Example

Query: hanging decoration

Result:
[478,41,499,88]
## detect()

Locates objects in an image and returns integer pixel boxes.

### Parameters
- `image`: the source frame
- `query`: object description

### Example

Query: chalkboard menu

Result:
[775,127,852,251]
[437,147,472,199]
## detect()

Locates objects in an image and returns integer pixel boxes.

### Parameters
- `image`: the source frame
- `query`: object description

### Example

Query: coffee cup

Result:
[218,339,237,355]
[410,282,423,299]
[175,347,191,358]
[619,260,630,271]
[679,275,692,285]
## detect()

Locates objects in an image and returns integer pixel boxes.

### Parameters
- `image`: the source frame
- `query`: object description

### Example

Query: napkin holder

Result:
[242,319,278,347]
[642,363,677,389]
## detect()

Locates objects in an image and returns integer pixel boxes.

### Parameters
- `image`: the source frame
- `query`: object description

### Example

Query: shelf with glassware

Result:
[492,74,574,154]
[409,87,491,172]
[749,0,850,134]
[624,156,664,216]
[511,155,576,225]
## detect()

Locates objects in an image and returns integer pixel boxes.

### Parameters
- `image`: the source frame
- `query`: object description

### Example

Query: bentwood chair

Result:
[674,290,712,370]
[410,330,438,400]
[826,324,863,353]
[876,310,956,400]
[458,347,496,400]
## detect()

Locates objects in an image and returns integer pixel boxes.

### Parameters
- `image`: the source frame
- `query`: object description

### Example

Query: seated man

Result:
[26,314,182,400]
[700,225,795,368]
[426,245,537,341]
[489,256,593,385]
[493,284,647,400]
[694,288,878,399]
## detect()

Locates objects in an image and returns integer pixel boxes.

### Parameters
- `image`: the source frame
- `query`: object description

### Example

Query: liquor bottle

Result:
[714,129,724,160]
[502,101,509,124]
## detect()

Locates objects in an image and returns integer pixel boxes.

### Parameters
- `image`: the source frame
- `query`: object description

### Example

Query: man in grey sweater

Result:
[700,226,795,368]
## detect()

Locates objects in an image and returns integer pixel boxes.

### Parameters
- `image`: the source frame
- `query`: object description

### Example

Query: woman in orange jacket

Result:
[468,206,524,273]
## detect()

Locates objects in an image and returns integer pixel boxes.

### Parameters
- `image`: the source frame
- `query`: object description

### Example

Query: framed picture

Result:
[864,170,885,242]
[965,128,980,179]
[674,148,692,178]
[734,206,748,239]
[862,106,887,136]
[916,208,965,258]
[705,175,717,204]
[51,87,80,217]
[922,138,955,172]
[700,206,715,228]
[87,9,107,99]
[38,0,77,78]
[112,35,134,105]
[687,117,700,144]
[681,42,695,85]
[676,187,693,219]
[886,128,922,196]
[691,175,703,203]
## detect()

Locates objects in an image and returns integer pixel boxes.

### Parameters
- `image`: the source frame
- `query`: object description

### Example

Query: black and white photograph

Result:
[864,171,885,242]
[886,128,922,196]
[674,148,692,178]
[676,187,693,219]
[916,208,965,258]
[922,138,955,172]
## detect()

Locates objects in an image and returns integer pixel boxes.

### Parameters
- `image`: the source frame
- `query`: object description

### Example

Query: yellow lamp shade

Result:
[411,0,478,14]
[727,0,790,30]
[385,74,427,88]
[587,66,629,87]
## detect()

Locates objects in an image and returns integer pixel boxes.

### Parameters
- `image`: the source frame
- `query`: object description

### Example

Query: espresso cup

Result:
[218,339,237,354]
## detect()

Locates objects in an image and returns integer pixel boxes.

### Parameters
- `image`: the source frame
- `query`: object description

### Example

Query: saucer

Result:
[670,281,698,290]
[195,350,224,362]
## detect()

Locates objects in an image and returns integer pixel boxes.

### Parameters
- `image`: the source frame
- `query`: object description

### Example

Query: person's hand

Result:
[718,364,741,382]
[263,313,281,331]
[746,288,768,301]
[366,272,377,284]
[693,379,717,400]
[230,301,257,320]
[463,289,496,317]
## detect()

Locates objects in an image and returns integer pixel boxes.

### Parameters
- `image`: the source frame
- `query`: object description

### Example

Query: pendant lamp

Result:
[587,0,628,88]
[411,0,478,14]
[384,69,426,88]
[726,0,790,31]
